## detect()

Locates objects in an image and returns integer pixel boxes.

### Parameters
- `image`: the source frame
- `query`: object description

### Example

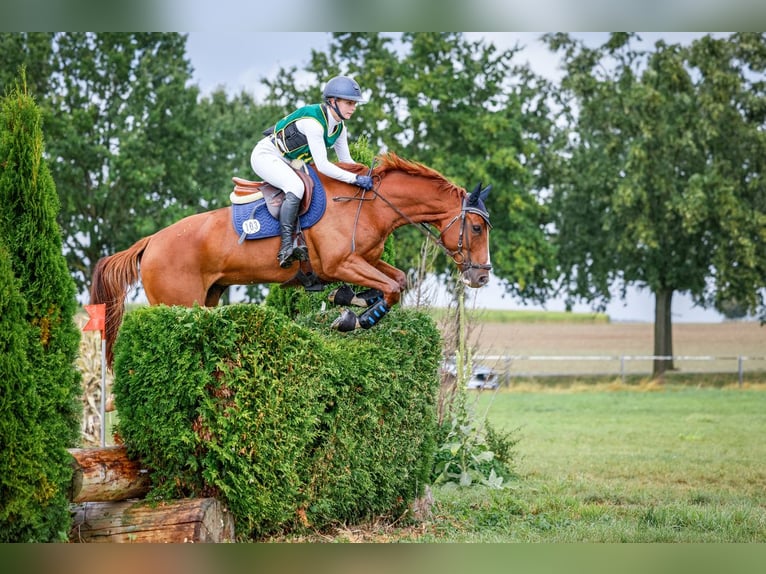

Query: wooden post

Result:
[68,445,151,503]
[69,498,235,543]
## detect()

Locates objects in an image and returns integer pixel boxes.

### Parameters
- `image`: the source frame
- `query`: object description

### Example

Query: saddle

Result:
[230,169,315,218]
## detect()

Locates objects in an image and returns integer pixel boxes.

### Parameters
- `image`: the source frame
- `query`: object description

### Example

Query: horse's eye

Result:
[472,224,483,234]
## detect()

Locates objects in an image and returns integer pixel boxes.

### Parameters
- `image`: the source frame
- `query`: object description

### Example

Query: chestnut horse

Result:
[90,152,492,365]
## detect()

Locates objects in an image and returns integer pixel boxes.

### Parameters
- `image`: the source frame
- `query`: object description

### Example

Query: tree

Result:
[0,75,81,541]
[0,33,54,98]
[544,33,766,376]
[0,243,49,542]
[193,88,281,210]
[0,33,210,294]
[272,32,558,303]
[44,33,208,293]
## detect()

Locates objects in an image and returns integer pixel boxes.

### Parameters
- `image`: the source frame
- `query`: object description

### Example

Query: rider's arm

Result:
[299,119,358,184]
[332,127,354,164]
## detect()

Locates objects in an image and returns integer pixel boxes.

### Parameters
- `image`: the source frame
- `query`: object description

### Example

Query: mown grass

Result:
[415,383,766,542]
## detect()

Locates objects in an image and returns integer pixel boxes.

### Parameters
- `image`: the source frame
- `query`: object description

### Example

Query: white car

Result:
[442,362,499,390]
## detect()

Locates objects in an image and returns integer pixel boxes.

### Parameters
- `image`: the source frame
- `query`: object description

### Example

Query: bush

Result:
[0,245,49,542]
[0,76,81,542]
[112,303,441,538]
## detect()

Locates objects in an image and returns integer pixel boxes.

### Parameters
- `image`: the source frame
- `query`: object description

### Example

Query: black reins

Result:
[334,175,492,272]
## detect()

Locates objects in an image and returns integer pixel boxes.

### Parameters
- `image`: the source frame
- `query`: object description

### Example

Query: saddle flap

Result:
[230,177,264,204]
[230,172,315,216]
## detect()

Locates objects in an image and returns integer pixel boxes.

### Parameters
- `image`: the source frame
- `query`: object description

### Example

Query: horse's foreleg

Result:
[327,284,383,308]
[327,261,406,309]
[332,298,391,331]
[328,259,403,332]
[375,260,407,292]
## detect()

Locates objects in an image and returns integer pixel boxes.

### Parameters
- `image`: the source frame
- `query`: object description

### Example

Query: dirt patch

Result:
[449,320,766,377]
[467,321,765,357]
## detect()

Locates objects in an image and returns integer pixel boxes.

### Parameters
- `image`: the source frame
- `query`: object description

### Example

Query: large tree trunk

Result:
[653,288,674,377]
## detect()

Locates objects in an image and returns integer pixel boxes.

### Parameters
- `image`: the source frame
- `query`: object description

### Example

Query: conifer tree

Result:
[0,74,81,541]
[0,244,51,541]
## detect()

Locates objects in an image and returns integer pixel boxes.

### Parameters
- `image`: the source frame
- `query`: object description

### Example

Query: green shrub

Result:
[0,76,81,541]
[0,245,49,542]
[113,303,441,538]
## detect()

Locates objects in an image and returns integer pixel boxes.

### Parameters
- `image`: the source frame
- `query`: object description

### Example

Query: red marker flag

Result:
[83,304,106,338]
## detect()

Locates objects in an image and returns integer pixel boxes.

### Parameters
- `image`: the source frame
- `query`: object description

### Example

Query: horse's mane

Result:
[338,152,464,198]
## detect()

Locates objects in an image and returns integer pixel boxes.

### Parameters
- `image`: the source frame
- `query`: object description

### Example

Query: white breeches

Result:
[250,137,305,199]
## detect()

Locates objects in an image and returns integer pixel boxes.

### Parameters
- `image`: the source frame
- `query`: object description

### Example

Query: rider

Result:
[250,75,374,268]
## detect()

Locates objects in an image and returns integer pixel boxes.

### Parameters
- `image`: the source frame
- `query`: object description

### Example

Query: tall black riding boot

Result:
[277,192,308,268]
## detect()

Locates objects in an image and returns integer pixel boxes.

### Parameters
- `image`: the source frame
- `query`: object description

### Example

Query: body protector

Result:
[265,104,342,163]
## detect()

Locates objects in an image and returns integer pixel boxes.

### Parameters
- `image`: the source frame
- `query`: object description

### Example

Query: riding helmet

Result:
[322,76,366,102]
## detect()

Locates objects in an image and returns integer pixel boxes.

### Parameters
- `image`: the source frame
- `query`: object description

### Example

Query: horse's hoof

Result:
[328,284,355,306]
[331,309,360,332]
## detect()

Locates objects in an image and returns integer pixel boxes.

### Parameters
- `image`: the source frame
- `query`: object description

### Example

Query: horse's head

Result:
[439,182,492,288]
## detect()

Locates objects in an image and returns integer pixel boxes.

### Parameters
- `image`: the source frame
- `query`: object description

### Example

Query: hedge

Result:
[112,303,441,538]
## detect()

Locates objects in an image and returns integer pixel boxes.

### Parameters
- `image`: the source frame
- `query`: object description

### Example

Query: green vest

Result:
[271,104,343,162]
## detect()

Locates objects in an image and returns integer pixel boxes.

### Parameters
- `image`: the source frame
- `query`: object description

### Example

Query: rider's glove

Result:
[355,175,374,190]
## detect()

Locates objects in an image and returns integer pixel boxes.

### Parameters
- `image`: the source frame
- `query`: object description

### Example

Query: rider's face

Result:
[332,98,358,120]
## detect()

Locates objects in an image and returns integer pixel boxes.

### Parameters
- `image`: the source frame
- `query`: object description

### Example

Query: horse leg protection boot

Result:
[353,288,383,307]
[277,193,307,268]
[358,299,389,329]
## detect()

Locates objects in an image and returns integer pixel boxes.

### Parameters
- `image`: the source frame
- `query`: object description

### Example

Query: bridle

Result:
[434,198,493,272]
[335,175,492,273]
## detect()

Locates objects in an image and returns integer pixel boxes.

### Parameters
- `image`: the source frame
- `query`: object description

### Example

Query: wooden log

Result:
[69,497,235,543]
[68,445,151,503]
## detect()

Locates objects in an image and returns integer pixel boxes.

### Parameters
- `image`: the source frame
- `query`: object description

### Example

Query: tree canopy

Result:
[544,32,766,374]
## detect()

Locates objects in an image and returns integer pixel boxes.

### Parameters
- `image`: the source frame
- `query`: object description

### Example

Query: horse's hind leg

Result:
[142,262,210,308]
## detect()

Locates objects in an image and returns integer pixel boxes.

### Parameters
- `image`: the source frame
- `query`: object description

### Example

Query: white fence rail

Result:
[476,354,766,387]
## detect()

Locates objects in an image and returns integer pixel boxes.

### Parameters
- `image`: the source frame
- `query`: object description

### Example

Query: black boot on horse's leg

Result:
[357,299,389,328]
[277,192,308,268]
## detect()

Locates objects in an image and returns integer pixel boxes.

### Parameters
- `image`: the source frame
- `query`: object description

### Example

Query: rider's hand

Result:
[355,175,374,190]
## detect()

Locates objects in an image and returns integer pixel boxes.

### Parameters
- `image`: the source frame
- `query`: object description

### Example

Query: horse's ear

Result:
[467,182,491,207]
[467,182,483,206]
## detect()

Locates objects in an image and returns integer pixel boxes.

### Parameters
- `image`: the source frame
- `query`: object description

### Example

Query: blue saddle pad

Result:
[231,167,327,240]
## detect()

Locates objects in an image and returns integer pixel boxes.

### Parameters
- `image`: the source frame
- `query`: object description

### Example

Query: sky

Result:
[183,31,728,323]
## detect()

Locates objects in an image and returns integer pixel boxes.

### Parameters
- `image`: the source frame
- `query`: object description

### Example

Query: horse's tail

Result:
[89,235,153,368]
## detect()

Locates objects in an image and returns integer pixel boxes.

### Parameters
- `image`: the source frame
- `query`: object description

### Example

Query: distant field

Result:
[434,312,766,381]
[429,308,610,324]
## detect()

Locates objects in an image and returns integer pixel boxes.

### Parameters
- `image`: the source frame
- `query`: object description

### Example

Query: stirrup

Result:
[278,244,308,268]
[292,244,308,261]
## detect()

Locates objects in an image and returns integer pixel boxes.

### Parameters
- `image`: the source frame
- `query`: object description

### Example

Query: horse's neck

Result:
[379,177,455,228]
